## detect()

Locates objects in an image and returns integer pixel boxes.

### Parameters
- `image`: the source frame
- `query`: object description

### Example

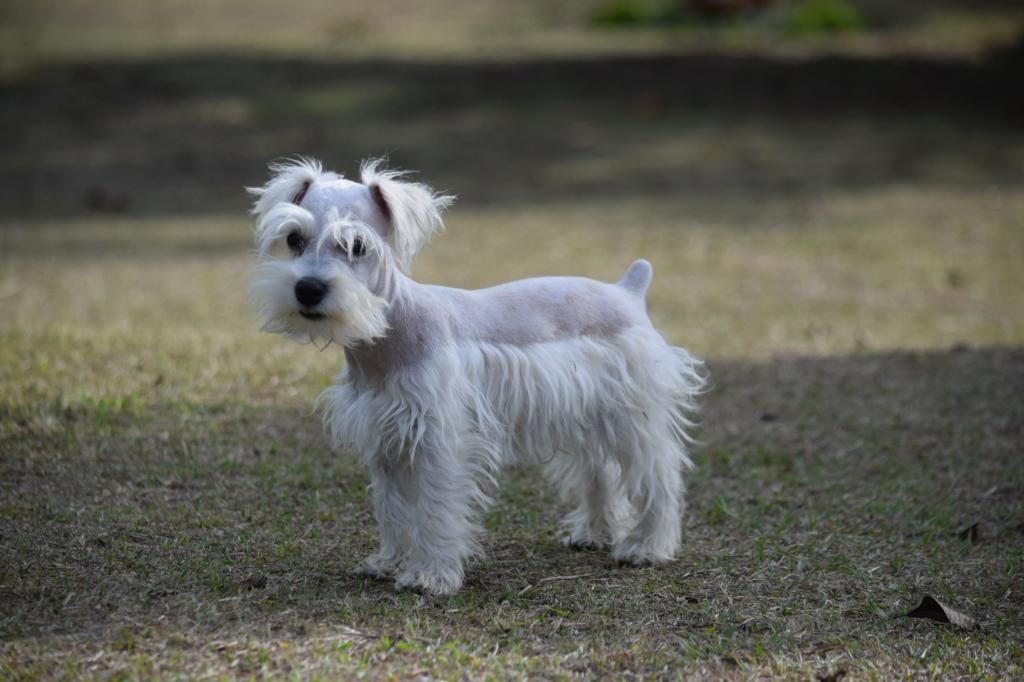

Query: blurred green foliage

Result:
[590,0,691,28]
[591,0,867,38]
[786,0,864,36]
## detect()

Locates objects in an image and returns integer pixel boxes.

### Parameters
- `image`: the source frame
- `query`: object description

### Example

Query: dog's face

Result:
[247,159,454,348]
[249,201,392,347]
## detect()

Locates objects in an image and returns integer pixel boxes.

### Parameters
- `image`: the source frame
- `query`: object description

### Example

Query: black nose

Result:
[294,277,328,307]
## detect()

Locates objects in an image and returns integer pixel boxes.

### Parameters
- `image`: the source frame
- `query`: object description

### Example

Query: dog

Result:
[248,158,705,595]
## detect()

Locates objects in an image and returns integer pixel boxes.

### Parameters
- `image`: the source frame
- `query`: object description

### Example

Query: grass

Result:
[2,0,1024,678]
[2,194,1022,678]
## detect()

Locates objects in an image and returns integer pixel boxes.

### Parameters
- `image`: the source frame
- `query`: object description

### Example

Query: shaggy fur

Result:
[248,158,705,595]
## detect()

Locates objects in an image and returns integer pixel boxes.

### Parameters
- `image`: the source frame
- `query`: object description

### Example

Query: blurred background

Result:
[1,0,1022,401]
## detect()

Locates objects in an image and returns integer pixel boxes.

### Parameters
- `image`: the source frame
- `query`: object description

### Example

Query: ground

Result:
[1,1,1024,679]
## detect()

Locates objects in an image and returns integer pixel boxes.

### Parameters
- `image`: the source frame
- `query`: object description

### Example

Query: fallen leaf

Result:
[903,595,974,629]
[817,669,846,682]
[238,575,267,591]
[958,523,980,544]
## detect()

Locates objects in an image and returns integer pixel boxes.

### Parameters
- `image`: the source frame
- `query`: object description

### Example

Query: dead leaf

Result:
[238,575,267,591]
[958,523,980,544]
[817,669,846,682]
[903,595,974,629]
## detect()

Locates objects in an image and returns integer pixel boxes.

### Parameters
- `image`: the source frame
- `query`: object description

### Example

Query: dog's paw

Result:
[559,518,611,551]
[613,553,653,567]
[611,540,673,566]
[561,532,604,551]
[351,554,399,580]
[394,567,463,596]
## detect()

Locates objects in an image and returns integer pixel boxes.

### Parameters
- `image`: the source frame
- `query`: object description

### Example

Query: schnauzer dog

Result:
[248,159,704,595]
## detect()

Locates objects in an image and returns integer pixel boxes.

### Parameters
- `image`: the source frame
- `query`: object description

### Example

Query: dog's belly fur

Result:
[332,332,698,464]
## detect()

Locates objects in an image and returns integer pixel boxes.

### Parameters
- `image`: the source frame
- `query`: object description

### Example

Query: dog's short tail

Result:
[617,259,653,298]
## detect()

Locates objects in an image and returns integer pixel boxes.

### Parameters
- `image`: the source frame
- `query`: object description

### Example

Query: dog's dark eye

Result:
[351,237,366,258]
[286,231,305,254]
[339,236,367,258]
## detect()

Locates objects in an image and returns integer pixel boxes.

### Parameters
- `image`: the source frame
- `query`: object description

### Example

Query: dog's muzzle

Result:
[295,277,328,318]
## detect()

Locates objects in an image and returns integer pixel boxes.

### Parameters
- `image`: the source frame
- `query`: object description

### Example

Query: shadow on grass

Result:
[2,346,1021,650]
[2,39,1023,219]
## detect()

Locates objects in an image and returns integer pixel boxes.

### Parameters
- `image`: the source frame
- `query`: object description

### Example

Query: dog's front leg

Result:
[392,442,482,596]
[353,456,414,579]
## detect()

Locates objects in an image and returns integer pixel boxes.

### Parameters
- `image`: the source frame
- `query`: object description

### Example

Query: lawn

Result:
[2,1,1024,679]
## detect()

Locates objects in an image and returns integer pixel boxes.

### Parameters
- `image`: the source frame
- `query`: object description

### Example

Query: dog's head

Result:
[247,158,454,347]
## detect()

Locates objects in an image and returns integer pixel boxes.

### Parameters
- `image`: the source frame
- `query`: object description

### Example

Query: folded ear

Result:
[361,159,455,270]
[247,157,323,220]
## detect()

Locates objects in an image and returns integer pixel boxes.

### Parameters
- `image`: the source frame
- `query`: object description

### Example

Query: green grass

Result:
[2,1,1024,678]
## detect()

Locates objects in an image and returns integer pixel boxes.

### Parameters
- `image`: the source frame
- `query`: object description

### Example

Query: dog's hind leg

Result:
[611,421,684,565]
[555,457,626,550]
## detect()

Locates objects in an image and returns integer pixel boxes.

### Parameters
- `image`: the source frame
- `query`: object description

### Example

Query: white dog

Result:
[248,159,704,595]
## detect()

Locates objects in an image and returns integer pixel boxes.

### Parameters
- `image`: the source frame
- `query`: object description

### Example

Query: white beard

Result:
[248,260,389,348]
